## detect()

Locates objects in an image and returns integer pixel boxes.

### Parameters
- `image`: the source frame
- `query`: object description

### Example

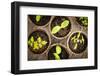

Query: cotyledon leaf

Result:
[36,15,41,22]
[56,45,62,54]
[61,20,69,28]
[51,25,61,34]
[53,53,60,60]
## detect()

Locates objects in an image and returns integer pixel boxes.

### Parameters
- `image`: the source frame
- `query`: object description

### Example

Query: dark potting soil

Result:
[51,16,71,37]
[29,15,51,26]
[68,32,87,54]
[28,30,49,54]
[48,45,69,60]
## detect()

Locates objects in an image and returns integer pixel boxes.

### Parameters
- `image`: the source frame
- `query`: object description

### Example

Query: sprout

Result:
[61,20,69,28]
[56,45,62,54]
[36,15,41,22]
[51,19,70,35]
[74,43,78,50]
[71,32,85,50]
[53,53,60,60]
[53,45,62,60]
[51,25,61,34]
[28,36,47,50]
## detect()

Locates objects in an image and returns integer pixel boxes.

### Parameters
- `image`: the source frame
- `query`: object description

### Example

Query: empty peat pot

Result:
[28,30,50,54]
[68,32,87,54]
[48,44,69,60]
[50,16,71,38]
[29,15,51,26]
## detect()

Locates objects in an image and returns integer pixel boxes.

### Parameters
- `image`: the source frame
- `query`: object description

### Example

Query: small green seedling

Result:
[56,45,62,54]
[79,17,88,27]
[28,36,47,50]
[36,15,41,22]
[71,32,85,50]
[53,53,60,60]
[53,45,62,60]
[51,20,69,34]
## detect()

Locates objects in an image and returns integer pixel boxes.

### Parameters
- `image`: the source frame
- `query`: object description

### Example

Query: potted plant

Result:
[50,16,71,38]
[28,30,50,54]
[68,31,87,54]
[29,15,51,26]
[48,44,69,60]
[76,17,88,27]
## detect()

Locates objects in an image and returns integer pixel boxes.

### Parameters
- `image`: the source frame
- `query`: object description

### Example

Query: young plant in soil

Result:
[51,16,71,38]
[48,45,69,60]
[29,15,51,26]
[68,32,87,53]
[28,30,49,54]
[77,17,88,27]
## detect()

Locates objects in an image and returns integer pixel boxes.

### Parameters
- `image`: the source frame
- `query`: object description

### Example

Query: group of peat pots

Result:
[28,15,88,60]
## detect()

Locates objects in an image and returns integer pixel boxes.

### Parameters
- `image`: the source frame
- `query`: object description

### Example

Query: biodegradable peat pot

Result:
[68,31,87,54]
[29,15,51,26]
[50,16,71,39]
[76,17,88,27]
[48,44,69,60]
[28,30,50,54]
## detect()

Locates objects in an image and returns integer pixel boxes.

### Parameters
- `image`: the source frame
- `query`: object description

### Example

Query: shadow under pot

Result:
[28,30,49,54]
[48,44,69,60]
[51,16,71,38]
[68,32,87,54]
[29,15,51,26]
[76,17,88,27]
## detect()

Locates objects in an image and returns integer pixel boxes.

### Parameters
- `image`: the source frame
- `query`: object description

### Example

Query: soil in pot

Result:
[51,16,71,38]
[29,15,51,26]
[28,30,49,54]
[48,45,69,60]
[76,17,88,27]
[68,32,87,54]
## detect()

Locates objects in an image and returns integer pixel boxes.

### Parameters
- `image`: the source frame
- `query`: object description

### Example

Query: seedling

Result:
[53,45,62,60]
[36,15,42,22]
[28,36,47,50]
[71,32,85,50]
[51,20,69,34]
[79,17,88,27]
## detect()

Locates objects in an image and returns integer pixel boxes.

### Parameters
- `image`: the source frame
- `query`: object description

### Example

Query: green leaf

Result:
[82,36,84,44]
[56,45,62,54]
[74,43,78,49]
[36,15,41,22]
[38,43,43,48]
[30,36,34,42]
[61,20,69,28]
[37,37,42,43]
[33,41,39,50]
[51,25,61,34]
[53,53,60,60]
[77,32,80,38]
[41,40,47,45]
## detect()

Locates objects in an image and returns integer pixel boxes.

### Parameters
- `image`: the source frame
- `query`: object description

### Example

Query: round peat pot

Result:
[50,16,71,39]
[76,17,88,27]
[48,44,69,60]
[28,30,50,54]
[29,15,51,26]
[68,31,87,54]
